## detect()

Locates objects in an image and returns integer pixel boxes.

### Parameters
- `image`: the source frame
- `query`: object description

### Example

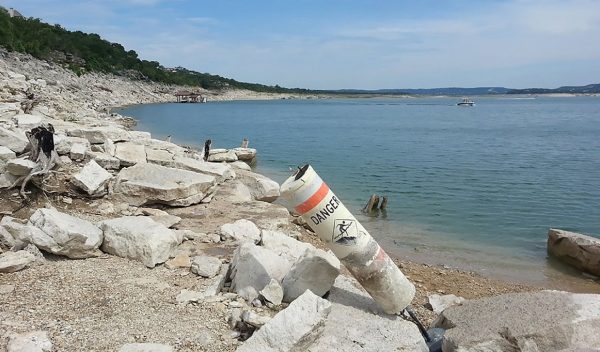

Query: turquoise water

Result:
[120,96,600,285]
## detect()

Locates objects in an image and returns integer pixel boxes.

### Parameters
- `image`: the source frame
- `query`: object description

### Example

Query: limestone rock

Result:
[191,255,222,278]
[0,216,47,250]
[282,248,340,302]
[67,126,130,144]
[115,142,146,166]
[69,142,87,161]
[0,102,21,119]
[236,169,280,202]
[87,151,120,170]
[71,159,112,195]
[113,163,216,207]
[104,138,116,156]
[30,208,103,258]
[100,216,180,268]
[203,264,229,297]
[427,294,466,314]
[241,310,271,328]
[548,228,600,276]
[118,343,173,352]
[232,147,257,161]
[231,242,291,293]
[129,131,151,140]
[230,160,252,171]
[0,146,17,167]
[0,172,19,188]
[6,158,36,176]
[176,289,205,304]
[309,275,428,352]
[15,113,43,130]
[0,126,28,153]
[54,135,91,155]
[216,180,253,202]
[220,219,261,244]
[208,149,238,162]
[433,290,600,352]
[173,156,235,182]
[259,278,284,306]
[165,253,191,269]
[237,290,331,352]
[0,250,36,273]
[7,331,52,352]
[261,230,312,263]
[146,148,174,166]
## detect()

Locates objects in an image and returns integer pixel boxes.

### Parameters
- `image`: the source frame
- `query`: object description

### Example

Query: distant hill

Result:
[0,8,309,93]
[507,84,600,94]
[330,87,510,95]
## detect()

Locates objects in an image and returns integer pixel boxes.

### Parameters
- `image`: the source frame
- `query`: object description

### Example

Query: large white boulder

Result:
[260,230,312,262]
[230,242,291,293]
[100,216,180,268]
[113,163,216,206]
[220,219,261,244]
[29,208,103,258]
[0,216,47,250]
[173,156,235,181]
[282,248,340,302]
[0,126,28,153]
[309,275,428,352]
[67,126,130,144]
[548,228,600,276]
[5,158,36,176]
[71,159,112,195]
[54,134,91,155]
[208,149,238,162]
[237,290,331,352]
[232,147,257,161]
[433,290,600,352]
[69,143,87,161]
[236,169,280,202]
[114,142,146,166]
[15,114,43,130]
[0,250,36,273]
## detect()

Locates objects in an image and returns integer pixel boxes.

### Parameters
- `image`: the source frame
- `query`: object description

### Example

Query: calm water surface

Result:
[120,96,600,289]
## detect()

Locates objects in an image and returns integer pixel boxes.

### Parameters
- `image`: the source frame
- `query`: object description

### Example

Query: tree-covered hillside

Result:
[0,8,309,93]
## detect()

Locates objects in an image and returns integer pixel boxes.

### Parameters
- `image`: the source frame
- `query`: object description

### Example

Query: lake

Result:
[120,96,600,288]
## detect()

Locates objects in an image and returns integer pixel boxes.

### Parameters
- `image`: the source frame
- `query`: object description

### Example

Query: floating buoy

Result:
[280,164,415,314]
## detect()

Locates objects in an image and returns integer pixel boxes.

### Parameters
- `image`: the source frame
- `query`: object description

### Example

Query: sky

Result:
[2,0,600,90]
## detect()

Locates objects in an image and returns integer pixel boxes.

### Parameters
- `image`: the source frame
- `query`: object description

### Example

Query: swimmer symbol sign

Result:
[332,219,358,246]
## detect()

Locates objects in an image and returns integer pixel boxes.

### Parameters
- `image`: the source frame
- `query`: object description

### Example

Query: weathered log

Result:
[362,194,380,213]
[379,196,388,210]
[241,138,249,148]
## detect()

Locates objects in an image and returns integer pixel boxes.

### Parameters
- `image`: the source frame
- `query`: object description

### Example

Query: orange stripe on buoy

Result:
[295,182,330,214]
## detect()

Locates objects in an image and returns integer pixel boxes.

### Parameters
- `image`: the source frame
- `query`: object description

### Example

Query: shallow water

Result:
[120,96,600,289]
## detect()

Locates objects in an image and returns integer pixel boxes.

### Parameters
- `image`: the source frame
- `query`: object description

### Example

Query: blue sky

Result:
[2,0,600,89]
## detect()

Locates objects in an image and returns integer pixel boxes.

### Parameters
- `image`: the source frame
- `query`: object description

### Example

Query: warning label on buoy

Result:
[332,219,359,245]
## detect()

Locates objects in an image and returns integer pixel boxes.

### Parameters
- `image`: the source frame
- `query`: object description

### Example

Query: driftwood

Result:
[362,194,388,215]
[241,138,249,148]
[202,139,212,161]
[10,124,59,199]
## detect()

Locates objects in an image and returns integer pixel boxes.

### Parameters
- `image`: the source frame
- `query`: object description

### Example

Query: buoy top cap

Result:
[280,164,322,204]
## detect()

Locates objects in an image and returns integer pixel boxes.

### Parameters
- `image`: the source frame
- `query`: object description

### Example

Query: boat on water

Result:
[457,97,475,106]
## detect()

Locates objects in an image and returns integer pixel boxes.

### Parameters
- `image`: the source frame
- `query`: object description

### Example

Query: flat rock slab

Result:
[237,290,331,352]
[30,208,103,259]
[115,142,147,166]
[309,275,428,352]
[433,290,600,352]
[232,147,256,161]
[100,216,180,268]
[173,156,235,182]
[235,169,280,202]
[15,113,43,130]
[6,158,36,176]
[0,126,28,153]
[71,159,112,195]
[548,228,600,276]
[67,126,131,144]
[54,135,90,155]
[113,163,216,207]
[0,250,36,273]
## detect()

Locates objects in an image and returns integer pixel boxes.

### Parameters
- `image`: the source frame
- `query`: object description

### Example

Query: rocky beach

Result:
[1,49,600,352]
